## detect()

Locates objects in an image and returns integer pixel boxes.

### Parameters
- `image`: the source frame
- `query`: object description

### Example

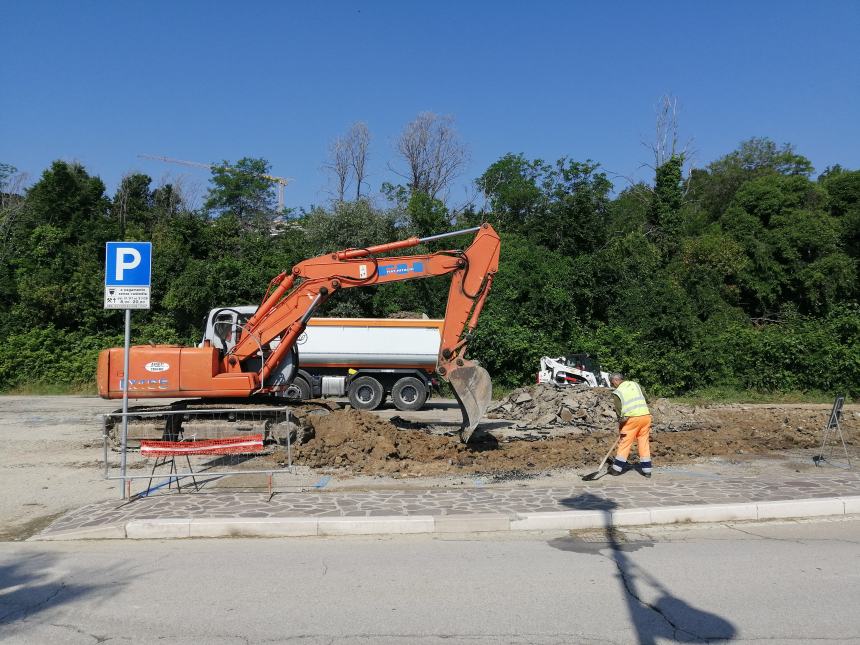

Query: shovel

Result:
[447,360,493,444]
[581,437,620,481]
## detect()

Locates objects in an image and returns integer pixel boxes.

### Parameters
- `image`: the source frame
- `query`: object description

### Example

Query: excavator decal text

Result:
[378,261,424,277]
[119,377,170,391]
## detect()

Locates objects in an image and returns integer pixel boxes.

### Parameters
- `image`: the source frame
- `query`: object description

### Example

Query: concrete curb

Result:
[29,495,860,541]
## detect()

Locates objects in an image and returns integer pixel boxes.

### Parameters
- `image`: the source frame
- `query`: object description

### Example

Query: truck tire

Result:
[391,376,427,411]
[284,376,311,401]
[348,376,384,411]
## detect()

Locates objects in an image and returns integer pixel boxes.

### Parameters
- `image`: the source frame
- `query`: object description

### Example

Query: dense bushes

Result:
[0,327,122,390]
[1,140,857,397]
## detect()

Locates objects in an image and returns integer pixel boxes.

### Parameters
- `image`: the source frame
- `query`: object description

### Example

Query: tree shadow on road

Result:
[0,553,101,629]
[549,493,736,644]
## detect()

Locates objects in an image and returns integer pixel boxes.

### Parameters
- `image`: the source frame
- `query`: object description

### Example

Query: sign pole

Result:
[120,308,131,498]
[105,241,151,500]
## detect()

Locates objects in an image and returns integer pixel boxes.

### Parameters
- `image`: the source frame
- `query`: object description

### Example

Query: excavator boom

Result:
[98,224,501,442]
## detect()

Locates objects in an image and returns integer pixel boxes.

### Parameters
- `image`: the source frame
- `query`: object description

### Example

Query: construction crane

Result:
[139,154,291,211]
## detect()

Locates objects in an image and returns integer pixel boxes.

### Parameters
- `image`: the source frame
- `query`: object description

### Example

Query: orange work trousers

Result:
[616,414,652,462]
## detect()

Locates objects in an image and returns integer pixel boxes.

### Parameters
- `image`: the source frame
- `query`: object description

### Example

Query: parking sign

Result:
[104,241,152,309]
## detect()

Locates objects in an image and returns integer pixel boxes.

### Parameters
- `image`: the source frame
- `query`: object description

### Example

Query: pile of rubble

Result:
[486,383,710,433]
[487,384,617,432]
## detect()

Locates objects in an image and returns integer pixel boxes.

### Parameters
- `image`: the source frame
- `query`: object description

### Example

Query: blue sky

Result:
[2,1,858,211]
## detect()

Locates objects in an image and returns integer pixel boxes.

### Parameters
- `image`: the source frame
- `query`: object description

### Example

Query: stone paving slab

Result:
[34,470,860,539]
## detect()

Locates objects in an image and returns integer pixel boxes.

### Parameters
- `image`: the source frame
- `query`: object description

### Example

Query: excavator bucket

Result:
[447,360,493,443]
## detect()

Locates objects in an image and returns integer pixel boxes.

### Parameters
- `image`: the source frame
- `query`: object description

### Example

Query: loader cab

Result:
[565,353,600,374]
[201,306,257,353]
[564,353,612,388]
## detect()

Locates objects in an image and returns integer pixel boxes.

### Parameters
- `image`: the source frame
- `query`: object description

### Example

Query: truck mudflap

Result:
[447,360,492,443]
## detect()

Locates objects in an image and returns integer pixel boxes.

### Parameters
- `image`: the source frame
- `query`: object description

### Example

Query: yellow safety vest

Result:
[613,380,650,417]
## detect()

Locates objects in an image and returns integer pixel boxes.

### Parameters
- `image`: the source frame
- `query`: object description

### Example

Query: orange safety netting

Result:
[140,434,264,457]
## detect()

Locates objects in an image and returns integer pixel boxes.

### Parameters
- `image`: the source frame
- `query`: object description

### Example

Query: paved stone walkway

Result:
[39,469,860,537]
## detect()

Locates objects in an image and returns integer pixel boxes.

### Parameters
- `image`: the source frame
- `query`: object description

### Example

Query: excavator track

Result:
[104,397,335,450]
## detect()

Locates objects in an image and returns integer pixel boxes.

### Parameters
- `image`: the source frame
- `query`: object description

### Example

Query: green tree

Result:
[9,162,116,332]
[204,158,277,226]
[648,154,684,254]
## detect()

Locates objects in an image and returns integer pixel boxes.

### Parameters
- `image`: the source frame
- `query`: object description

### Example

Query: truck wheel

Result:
[284,376,310,401]
[348,376,384,410]
[392,377,428,411]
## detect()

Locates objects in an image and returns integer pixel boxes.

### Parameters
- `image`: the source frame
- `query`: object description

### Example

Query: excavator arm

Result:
[229,224,500,441]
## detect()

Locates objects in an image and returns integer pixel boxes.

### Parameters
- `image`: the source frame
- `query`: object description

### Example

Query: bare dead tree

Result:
[345,122,370,200]
[392,112,469,201]
[323,136,351,202]
[644,94,695,169]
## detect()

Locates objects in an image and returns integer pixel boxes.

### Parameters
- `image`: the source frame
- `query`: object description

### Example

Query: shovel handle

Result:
[598,437,621,471]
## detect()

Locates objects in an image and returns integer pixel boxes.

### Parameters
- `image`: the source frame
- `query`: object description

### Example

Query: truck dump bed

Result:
[299,318,442,369]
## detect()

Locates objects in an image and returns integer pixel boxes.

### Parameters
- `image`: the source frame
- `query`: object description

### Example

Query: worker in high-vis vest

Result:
[608,372,652,477]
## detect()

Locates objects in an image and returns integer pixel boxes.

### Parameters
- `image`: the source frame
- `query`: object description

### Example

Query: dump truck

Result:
[202,308,442,411]
[97,224,501,442]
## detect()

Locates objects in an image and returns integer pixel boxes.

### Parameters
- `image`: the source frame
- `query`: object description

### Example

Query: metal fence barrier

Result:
[102,406,296,499]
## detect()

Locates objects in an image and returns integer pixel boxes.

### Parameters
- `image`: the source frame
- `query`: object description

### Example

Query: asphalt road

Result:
[1,518,858,644]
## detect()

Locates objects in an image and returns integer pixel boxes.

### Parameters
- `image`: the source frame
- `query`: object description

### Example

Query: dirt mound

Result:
[275,408,614,476]
[385,311,429,319]
[272,404,857,477]
[487,384,709,432]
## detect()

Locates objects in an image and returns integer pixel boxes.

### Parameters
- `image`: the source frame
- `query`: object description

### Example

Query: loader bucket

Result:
[447,360,493,443]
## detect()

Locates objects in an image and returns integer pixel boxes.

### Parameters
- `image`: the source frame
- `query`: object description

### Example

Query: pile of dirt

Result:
[385,311,430,319]
[487,384,710,432]
[276,408,620,476]
[272,403,858,477]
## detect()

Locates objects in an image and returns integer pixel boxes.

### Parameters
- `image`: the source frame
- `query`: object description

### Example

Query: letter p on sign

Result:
[115,247,141,281]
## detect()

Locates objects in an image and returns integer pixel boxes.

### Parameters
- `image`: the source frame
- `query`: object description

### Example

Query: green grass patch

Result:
[672,386,848,405]
[2,382,98,396]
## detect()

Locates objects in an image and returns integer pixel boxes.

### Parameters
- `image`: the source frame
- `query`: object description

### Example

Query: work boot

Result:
[608,458,626,476]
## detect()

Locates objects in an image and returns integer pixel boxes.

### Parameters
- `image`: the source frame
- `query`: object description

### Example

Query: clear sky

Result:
[2,1,858,211]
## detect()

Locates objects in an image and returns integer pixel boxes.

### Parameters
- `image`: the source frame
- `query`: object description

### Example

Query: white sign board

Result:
[104,242,152,309]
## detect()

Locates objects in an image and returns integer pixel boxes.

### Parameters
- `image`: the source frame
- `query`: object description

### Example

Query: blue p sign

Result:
[104,242,152,310]
[105,242,151,286]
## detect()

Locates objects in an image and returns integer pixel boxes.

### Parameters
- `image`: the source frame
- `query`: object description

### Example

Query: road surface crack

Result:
[0,582,66,623]
[610,558,708,642]
[724,524,807,545]
[49,623,113,643]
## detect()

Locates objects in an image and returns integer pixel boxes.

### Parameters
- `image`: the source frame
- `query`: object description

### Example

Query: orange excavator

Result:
[97,224,501,442]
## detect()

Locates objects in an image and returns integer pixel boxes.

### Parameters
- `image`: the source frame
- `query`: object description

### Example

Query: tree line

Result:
[0,115,858,397]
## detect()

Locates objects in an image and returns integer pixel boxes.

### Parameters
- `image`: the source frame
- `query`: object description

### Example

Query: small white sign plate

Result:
[104,286,150,309]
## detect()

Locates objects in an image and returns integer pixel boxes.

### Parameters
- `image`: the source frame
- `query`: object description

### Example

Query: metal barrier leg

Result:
[146,456,169,496]
[185,455,200,491]
[171,457,180,493]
